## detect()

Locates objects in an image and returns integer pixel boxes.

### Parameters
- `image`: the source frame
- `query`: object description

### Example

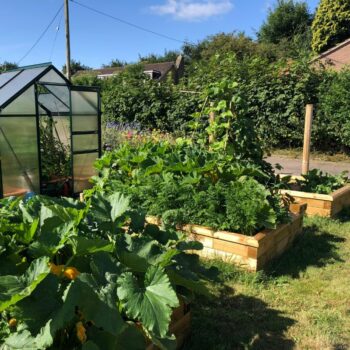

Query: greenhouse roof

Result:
[0,63,68,110]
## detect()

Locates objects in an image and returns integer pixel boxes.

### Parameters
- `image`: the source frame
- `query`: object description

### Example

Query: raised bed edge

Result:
[146,203,307,272]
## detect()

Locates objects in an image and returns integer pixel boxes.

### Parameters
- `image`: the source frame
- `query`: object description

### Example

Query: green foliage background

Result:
[312,0,350,53]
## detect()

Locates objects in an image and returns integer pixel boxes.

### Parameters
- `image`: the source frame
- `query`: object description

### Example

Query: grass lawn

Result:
[184,213,350,350]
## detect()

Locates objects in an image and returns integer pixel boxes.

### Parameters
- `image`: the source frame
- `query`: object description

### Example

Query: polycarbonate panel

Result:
[73,152,98,193]
[0,86,35,115]
[0,70,20,88]
[0,66,47,108]
[53,116,70,147]
[0,116,39,196]
[43,84,70,106]
[38,93,69,113]
[73,134,98,152]
[39,114,71,194]
[71,90,98,114]
[72,115,98,132]
[39,69,66,84]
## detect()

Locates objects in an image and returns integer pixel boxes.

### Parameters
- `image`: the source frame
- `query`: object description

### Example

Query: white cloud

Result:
[150,0,233,22]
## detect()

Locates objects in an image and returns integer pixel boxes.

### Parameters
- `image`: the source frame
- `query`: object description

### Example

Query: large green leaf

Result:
[0,257,50,312]
[28,204,84,257]
[117,265,179,337]
[69,237,114,256]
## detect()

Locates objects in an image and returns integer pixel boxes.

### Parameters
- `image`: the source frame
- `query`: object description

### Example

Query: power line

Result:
[49,9,64,61]
[70,0,194,47]
[18,5,64,65]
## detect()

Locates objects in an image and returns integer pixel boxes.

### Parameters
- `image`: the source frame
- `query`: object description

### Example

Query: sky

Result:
[0,0,320,70]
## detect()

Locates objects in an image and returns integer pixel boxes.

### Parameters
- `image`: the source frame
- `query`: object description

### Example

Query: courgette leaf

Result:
[117,265,179,337]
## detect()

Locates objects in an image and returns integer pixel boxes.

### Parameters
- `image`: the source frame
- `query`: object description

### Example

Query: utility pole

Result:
[64,0,71,80]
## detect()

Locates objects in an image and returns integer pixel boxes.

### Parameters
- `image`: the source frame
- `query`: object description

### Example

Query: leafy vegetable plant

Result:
[0,193,215,349]
[296,169,348,194]
[91,138,289,236]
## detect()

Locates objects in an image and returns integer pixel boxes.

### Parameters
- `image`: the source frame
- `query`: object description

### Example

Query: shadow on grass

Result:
[335,207,350,223]
[265,224,345,278]
[184,285,295,350]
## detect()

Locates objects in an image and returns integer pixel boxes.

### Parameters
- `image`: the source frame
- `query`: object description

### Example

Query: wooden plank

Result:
[212,238,249,256]
[306,206,332,217]
[331,185,350,200]
[281,189,333,201]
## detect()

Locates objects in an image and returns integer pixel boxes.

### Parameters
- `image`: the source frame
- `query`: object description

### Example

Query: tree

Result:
[102,59,126,68]
[138,50,180,63]
[62,59,91,75]
[312,0,350,53]
[258,0,312,44]
[183,32,281,64]
[0,61,18,73]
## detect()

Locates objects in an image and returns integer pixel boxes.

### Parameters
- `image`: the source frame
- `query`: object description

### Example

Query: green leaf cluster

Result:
[0,193,214,349]
[92,138,290,236]
[311,0,350,53]
[296,169,348,194]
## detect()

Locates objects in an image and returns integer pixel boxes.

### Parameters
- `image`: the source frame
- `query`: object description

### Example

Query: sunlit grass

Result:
[185,214,350,350]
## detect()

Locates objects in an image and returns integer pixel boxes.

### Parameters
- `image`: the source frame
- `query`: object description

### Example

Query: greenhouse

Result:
[0,63,101,198]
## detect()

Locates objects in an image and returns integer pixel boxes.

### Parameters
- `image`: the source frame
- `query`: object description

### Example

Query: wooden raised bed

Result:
[147,302,191,350]
[146,203,306,272]
[281,185,350,217]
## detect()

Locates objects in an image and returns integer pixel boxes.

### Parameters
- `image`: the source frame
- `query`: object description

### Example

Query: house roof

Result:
[311,38,350,63]
[75,61,175,80]
[0,63,69,110]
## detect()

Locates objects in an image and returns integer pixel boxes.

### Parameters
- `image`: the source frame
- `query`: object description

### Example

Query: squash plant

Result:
[0,194,214,349]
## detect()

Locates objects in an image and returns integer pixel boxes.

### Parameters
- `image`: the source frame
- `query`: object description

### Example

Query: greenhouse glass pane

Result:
[73,152,98,193]
[71,90,98,114]
[38,93,69,113]
[0,86,35,115]
[39,69,66,84]
[73,134,98,152]
[39,115,71,195]
[43,84,70,106]
[0,70,21,88]
[72,115,98,132]
[0,66,47,108]
[0,116,39,196]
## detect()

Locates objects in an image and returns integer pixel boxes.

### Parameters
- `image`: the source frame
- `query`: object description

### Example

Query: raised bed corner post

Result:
[302,104,314,175]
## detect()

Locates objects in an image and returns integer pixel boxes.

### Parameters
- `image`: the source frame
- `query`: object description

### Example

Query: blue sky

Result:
[0,0,320,70]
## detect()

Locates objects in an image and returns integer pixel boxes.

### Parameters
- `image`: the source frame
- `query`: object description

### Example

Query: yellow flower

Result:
[49,263,64,276]
[76,321,87,343]
[64,267,80,280]
[8,318,17,327]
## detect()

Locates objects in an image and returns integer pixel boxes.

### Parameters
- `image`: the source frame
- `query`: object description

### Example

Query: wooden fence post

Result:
[302,104,314,175]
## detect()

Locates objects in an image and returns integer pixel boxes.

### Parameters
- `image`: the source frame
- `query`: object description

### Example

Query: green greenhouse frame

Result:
[0,63,101,198]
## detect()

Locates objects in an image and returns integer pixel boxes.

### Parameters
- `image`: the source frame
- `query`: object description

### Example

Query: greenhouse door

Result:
[37,82,72,196]
[70,87,101,194]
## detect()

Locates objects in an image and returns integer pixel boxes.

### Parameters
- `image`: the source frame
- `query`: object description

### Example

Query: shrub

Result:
[312,0,350,53]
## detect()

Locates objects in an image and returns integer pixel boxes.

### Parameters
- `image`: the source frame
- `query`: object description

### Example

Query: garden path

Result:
[267,155,350,175]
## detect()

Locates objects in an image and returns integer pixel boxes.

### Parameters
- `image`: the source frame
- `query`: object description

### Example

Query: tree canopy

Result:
[258,0,312,44]
[312,0,350,53]
[0,61,18,73]
[62,59,91,75]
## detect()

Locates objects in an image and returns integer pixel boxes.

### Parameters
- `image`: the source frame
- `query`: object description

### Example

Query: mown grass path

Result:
[185,214,350,350]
